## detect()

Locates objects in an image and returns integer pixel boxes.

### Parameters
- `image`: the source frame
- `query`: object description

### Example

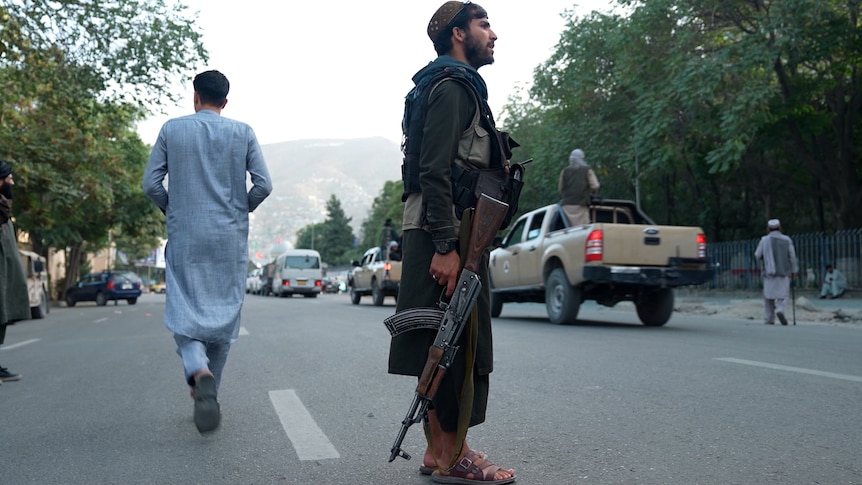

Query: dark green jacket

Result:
[1,220,30,326]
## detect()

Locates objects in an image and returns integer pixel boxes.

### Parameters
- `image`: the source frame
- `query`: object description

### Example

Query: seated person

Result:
[387,240,402,261]
[820,264,847,299]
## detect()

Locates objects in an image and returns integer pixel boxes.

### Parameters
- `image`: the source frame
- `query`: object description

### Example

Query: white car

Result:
[246,268,263,294]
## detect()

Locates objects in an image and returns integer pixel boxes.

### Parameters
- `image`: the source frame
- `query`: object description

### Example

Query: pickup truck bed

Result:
[489,200,712,326]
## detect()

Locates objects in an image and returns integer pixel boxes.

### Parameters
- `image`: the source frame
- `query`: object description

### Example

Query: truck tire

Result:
[490,291,503,318]
[545,268,581,325]
[350,287,361,305]
[65,295,76,307]
[96,292,108,306]
[372,279,385,306]
[636,288,674,326]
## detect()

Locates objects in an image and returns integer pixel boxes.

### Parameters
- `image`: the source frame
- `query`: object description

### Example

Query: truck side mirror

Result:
[492,236,504,248]
[351,260,360,267]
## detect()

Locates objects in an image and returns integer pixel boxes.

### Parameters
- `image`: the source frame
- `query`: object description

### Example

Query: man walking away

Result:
[754,219,798,325]
[142,70,272,432]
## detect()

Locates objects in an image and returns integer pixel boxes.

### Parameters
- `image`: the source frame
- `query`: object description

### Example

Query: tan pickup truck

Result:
[489,199,712,326]
[349,246,402,306]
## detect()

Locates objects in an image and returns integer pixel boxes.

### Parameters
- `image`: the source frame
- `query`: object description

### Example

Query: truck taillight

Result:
[585,230,603,262]
[315,280,322,287]
[107,280,115,290]
[697,233,707,258]
[384,263,391,271]
[282,279,290,287]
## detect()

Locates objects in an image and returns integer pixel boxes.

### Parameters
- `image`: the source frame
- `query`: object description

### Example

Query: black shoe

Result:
[0,366,22,382]
[777,312,788,326]
[193,374,220,433]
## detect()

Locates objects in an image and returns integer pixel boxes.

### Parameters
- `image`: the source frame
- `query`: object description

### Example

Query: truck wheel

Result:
[491,291,503,318]
[65,295,76,307]
[96,292,108,306]
[350,287,361,305]
[372,279,385,306]
[127,298,138,305]
[545,268,581,325]
[636,288,674,326]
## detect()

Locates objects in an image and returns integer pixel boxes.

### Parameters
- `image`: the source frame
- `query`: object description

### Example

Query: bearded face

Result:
[463,24,495,69]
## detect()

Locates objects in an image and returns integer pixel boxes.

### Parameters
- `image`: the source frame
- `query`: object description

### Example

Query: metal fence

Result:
[705,229,862,290]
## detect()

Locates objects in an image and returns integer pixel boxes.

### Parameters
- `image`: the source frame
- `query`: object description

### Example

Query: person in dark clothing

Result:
[0,161,28,384]
[388,3,515,484]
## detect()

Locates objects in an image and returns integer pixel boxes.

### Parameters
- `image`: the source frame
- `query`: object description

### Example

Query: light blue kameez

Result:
[142,110,272,369]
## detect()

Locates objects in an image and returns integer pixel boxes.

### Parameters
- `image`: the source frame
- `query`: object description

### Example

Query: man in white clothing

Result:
[754,219,798,325]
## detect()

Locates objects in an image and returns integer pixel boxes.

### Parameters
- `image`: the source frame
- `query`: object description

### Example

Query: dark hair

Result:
[433,3,487,56]
[193,70,230,107]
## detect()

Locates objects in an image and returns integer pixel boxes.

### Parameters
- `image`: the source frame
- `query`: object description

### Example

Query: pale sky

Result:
[137,1,616,146]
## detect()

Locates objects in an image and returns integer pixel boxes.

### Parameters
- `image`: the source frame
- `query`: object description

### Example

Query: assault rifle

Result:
[385,192,509,462]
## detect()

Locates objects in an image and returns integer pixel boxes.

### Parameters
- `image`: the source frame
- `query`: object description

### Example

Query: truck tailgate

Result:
[597,224,702,266]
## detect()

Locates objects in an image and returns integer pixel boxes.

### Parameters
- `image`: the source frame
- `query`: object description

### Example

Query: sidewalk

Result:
[673,288,862,324]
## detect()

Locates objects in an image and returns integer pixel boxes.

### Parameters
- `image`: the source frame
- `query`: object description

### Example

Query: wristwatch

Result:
[434,239,459,255]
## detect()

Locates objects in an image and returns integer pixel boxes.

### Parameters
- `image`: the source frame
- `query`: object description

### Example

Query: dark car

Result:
[65,271,142,307]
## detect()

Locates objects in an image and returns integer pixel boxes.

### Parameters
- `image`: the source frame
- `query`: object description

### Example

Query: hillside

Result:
[249,137,402,258]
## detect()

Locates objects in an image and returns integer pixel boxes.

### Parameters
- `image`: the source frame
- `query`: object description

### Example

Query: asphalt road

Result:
[1,291,860,485]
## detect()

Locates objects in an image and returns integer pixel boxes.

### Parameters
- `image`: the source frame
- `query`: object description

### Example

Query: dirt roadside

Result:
[670,288,862,326]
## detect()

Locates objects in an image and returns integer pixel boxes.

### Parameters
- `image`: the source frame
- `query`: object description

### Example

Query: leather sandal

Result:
[431,450,515,484]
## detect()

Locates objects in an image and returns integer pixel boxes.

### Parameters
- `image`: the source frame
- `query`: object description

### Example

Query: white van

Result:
[18,249,49,319]
[271,249,323,298]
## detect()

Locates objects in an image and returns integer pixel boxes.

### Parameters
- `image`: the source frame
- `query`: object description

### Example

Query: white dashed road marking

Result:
[269,389,340,461]
[0,339,41,351]
[716,358,862,383]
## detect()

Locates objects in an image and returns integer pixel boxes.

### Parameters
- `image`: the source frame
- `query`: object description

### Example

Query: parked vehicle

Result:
[18,249,49,319]
[349,246,401,306]
[269,249,323,298]
[246,267,263,294]
[150,281,166,294]
[490,200,712,326]
[65,271,142,307]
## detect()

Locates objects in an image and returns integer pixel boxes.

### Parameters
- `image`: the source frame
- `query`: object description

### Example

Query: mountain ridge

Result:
[249,137,402,257]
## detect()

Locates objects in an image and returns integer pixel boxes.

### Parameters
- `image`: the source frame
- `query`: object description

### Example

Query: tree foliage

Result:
[0,0,207,285]
[359,180,404,251]
[503,0,861,240]
[295,194,357,266]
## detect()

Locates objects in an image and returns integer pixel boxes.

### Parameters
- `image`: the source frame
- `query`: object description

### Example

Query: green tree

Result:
[0,0,207,284]
[505,0,861,241]
[359,180,404,251]
[296,195,356,265]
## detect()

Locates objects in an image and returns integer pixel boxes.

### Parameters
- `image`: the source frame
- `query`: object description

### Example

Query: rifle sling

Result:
[450,208,478,469]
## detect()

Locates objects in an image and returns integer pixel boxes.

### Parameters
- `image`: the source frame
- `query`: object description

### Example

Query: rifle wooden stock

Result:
[417,345,445,397]
[463,193,509,273]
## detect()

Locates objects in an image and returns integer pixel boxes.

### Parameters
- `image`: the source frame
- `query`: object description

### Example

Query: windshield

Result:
[284,256,320,269]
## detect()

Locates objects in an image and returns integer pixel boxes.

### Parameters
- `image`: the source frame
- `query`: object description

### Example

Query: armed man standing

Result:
[387,2,517,484]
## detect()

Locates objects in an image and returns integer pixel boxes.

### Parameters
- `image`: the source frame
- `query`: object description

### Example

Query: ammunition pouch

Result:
[450,162,525,231]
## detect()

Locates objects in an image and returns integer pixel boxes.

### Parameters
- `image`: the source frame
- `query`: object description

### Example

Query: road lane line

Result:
[1,339,41,351]
[239,326,249,336]
[716,358,862,383]
[269,389,340,461]
[94,318,108,323]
